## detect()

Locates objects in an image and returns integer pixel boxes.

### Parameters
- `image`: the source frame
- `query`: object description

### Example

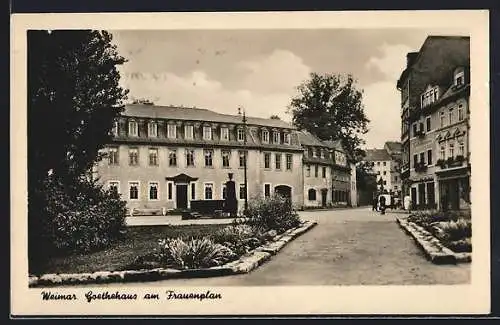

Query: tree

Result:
[28,30,128,188]
[288,72,369,161]
[269,115,281,120]
[355,161,377,205]
[27,30,129,271]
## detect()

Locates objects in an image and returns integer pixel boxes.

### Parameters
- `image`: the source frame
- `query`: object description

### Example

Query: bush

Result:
[243,195,301,233]
[407,210,470,226]
[433,218,472,242]
[211,224,256,244]
[34,176,127,257]
[211,224,265,256]
[157,237,236,269]
[446,237,472,253]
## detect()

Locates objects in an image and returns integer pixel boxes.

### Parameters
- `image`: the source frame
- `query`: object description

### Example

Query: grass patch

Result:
[33,224,224,275]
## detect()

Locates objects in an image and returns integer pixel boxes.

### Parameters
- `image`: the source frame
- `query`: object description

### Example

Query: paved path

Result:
[104,208,470,286]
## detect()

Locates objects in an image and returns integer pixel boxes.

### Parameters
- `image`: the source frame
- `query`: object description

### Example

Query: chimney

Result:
[406,52,419,69]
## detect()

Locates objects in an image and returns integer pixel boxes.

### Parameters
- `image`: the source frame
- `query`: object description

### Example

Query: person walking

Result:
[372,194,378,211]
[379,195,387,215]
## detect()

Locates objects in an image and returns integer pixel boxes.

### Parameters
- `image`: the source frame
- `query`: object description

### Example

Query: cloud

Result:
[365,43,413,81]
[361,44,412,148]
[236,49,311,94]
[118,49,312,121]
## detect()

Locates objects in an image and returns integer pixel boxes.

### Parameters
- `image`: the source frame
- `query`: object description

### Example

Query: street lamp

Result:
[238,106,248,214]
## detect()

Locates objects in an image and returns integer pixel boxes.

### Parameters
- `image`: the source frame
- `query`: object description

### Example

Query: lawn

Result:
[34,224,225,275]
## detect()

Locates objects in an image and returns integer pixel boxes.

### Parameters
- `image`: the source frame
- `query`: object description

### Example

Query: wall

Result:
[303,164,331,207]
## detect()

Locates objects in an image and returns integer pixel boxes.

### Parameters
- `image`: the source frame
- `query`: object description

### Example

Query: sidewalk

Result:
[126,215,234,227]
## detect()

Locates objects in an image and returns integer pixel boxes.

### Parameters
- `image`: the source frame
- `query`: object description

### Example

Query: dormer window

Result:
[203,126,212,140]
[167,124,177,139]
[421,86,439,108]
[273,131,280,144]
[128,120,138,137]
[320,149,325,159]
[237,128,245,142]
[220,127,229,141]
[284,133,291,145]
[184,125,194,140]
[148,121,157,137]
[454,67,465,86]
[312,148,317,158]
[262,130,269,143]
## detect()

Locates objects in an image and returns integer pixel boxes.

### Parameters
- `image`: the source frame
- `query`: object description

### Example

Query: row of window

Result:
[371,161,388,167]
[305,165,327,178]
[108,181,279,201]
[306,188,349,202]
[304,147,348,166]
[375,171,397,181]
[263,152,293,170]
[114,120,292,145]
[411,104,465,137]
[412,141,465,167]
[109,147,294,169]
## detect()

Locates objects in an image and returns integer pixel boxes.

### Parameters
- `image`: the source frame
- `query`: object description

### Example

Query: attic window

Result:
[421,86,439,108]
[284,133,291,145]
[454,68,465,87]
[262,130,269,143]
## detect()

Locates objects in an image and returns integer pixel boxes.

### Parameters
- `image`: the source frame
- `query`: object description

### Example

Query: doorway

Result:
[275,185,292,204]
[411,187,417,209]
[176,184,188,209]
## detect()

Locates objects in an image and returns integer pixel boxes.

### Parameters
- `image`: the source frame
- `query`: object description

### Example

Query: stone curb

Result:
[29,220,318,287]
[396,218,471,264]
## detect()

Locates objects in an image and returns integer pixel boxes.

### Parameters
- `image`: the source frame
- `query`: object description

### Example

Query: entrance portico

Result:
[165,173,199,210]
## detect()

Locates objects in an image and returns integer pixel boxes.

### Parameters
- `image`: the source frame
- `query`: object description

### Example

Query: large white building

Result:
[95,103,359,213]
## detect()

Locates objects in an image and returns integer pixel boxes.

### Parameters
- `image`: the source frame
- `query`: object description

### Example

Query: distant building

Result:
[363,142,402,197]
[396,35,470,210]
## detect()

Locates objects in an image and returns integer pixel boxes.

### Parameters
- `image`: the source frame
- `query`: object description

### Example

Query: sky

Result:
[110,28,465,149]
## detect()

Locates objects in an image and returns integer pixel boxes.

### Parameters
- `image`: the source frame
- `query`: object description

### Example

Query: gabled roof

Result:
[122,104,295,129]
[384,141,402,153]
[297,130,327,147]
[364,149,391,162]
[397,36,470,89]
[322,140,344,151]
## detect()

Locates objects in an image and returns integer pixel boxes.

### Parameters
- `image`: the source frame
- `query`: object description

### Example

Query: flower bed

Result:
[406,210,471,253]
[29,195,316,286]
[124,195,302,270]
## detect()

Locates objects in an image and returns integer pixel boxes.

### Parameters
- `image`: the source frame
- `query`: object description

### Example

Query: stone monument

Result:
[224,173,238,217]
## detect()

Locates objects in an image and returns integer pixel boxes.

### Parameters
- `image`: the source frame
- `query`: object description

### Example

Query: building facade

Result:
[323,140,352,207]
[396,36,470,210]
[299,131,333,208]
[363,143,402,196]
[96,104,304,213]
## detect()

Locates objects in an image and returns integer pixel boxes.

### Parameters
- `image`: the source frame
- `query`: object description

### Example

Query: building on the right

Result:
[396,35,471,211]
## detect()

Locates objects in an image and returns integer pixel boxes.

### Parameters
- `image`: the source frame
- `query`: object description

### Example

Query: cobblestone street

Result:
[99,207,470,287]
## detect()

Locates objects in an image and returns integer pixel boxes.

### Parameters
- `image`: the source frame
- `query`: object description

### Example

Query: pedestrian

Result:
[372,194,378,211]
[379,195,386,215]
